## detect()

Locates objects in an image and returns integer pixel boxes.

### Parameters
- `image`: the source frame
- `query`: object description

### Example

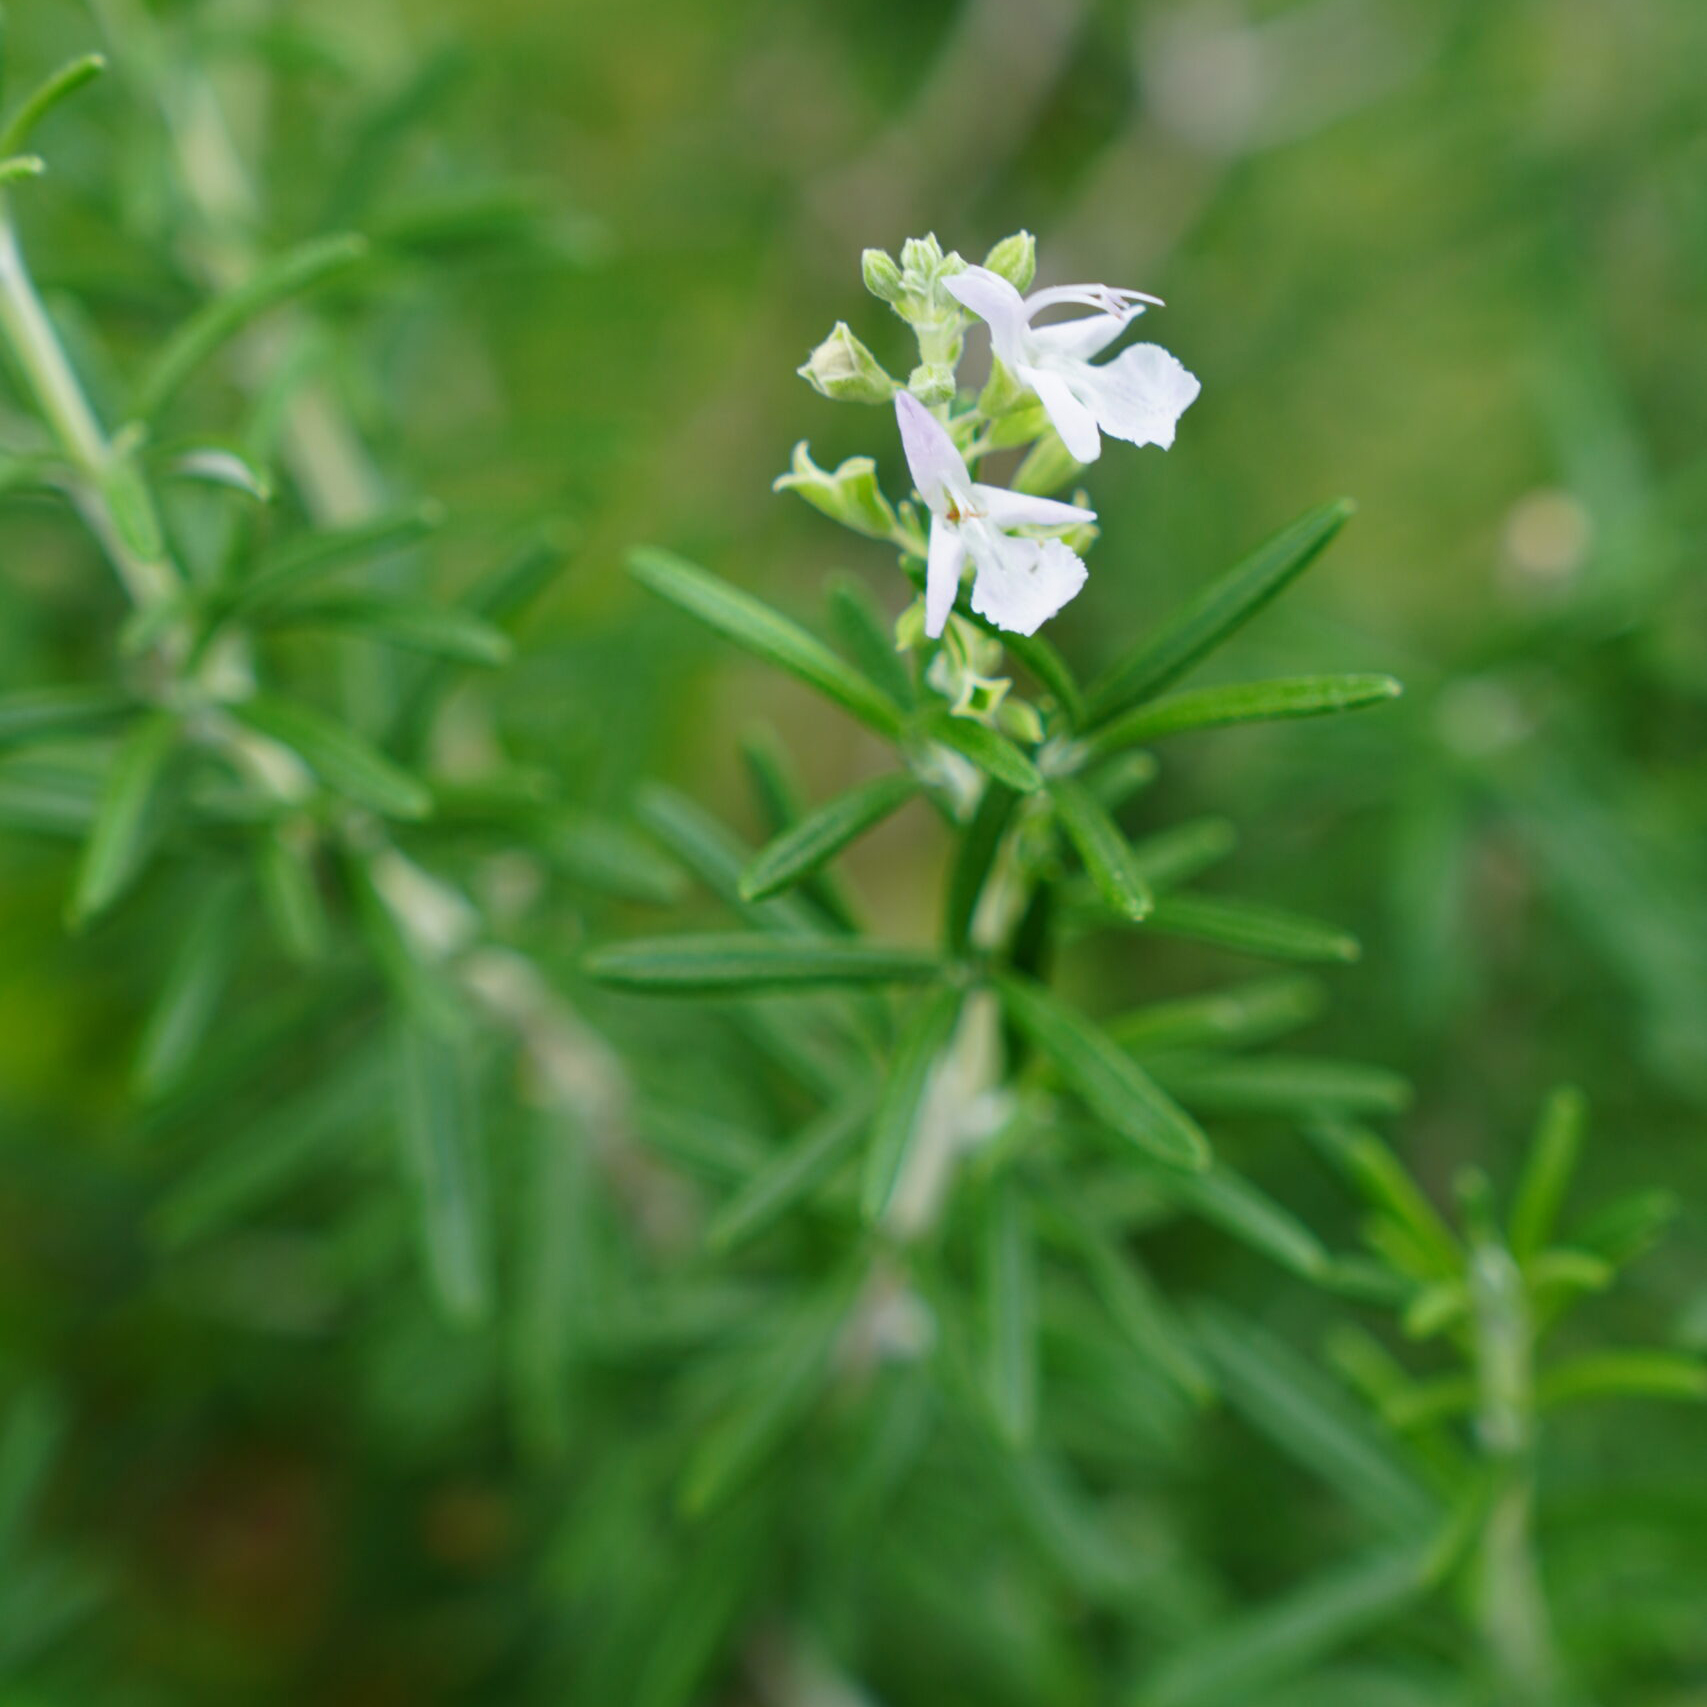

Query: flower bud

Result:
[983,230,1036,293]
[861,248,905,303]
[907,362,957,407]
[797,322,896,404]
[899,233,946,276]
[773,442,899,541]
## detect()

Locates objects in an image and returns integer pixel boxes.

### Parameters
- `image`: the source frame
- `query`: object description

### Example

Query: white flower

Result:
[894,390,1094,639]
[944,264,1201,464]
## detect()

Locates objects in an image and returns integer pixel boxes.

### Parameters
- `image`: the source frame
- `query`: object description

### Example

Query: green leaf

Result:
[1126,817,1239,890]
[67,712,177,928]
[1572,1188,1679,1267]
[739,772,917,902]
[131,233,370,420]
[254,824,330,962]
[707,1096,871,1253]
[551,809,687,906]
[98,455,166,561]
[0,1386,63,1565]
[1194,1304,1439,1536]
[1142,1542,1433,1707]
[1304,1117,1461,1280]
[679,1273,855,1515]
[133,876,244,1097]
[1510,1083,1586,1262]
[861,985,963,1223]
[161,445,274,502]
[225,505,442,618]
[916,706,1042,793]
[1537,1350,1707,1409]
[1088,499,1355,722]
[629,548,903,739]
[1107,976,1326,1056]
[266,595,513,664]
[1087,748,1158,809]
[997,974,1209,1173]
[1155,1055,1413,1117]
[393,1018,490,1326]
[943,779,1018,955]
[0,751,101,836]
[1050,1196,1213,1402]
[460,525,577,627]
[231,695,431,819]
[0,684,130,745]
[1088,673,1401,755]
[1049,775,1153,921]
[0,53,105,157]
[983,1176,1038,1447]
[825,572,913,707]
[1145,893,1360,963]
[585,932,941,996]
[739,729,862,931]
[1167,1166,1331,1278]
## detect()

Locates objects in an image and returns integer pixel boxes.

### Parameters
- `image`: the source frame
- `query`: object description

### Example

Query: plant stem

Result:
[0,206,177,608]
[1469,1240,1569,1705]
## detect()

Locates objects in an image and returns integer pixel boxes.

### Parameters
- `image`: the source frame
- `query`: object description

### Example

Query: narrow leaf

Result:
[1305,1117,1461,1279]
[226,505,441,617]
[68,711,176,928]
[862,986,963,1223]
[394,1017,491,1326]
[917,706,1042,793]
[232,695,431,818]
[585,932,940,996]
[267,595,512,664]
[255,824,330,962]
[984,1176,1038,1447]
[1168,1166,1331,1277]
[630,548,903,739]
[708,1096,871,1252]
[1126,816,1238,890]
[944,779,1017,955]
[1146,893,1360,963]
[1156,1054,1413,1117]
[1089,673,1400,755]
[1510,1084,1586,1262]
[998,974,1209,1173]
[1194,1304,1438,1536]
[132,233,369,419]
[0,54,105,157]
[825,572,913,707]
[1143,1542,1432,1707]
[133,876,244,1097]
[1537,1351,1707,1409]
[739,772,917,902]
[1107,976,1326,1056]
[1088,498,1355,722]
[1049,775,1153,921]
[0,684,129,745]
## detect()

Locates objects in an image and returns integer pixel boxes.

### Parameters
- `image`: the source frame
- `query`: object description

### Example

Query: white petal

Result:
[895,391,971,514]
[1025,311,1131,365]
[965,527,1089,636]
[924,518,968,638]
[1074,342,1201,451]
[972,482,1095,530]
[1024,365,1102,463]
[942,265,1031,366]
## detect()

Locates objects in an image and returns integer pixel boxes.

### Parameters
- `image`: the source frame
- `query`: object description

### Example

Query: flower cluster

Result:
[782,232,1200,657]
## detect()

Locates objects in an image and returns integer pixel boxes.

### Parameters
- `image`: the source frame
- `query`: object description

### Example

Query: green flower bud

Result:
[773,442,899,541]
[983,230,1036,293]
[899,233,946,277]
[908,362,957,408]
[862,248,905,303]
[797,321,897,404]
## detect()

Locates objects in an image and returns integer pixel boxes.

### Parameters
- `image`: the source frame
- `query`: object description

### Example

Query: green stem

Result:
[1469,1241,1568,1705]
[0,209,177,608]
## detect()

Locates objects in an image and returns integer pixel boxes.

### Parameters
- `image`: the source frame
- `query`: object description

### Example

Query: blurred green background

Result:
[1,0,1705,1700]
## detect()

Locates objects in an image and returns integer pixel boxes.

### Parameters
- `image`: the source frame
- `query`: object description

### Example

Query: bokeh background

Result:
[1,0,1705,1701]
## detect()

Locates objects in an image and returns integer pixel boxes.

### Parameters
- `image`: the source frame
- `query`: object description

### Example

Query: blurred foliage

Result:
[0,0,1703,1704]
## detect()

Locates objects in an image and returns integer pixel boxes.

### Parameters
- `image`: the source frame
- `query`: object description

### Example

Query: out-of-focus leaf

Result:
[1145,893,1360,963]
[1571,1188,1680,1267]
[739,728,861,931]
[393,1015,491,1326]
[1510,1084,1587,1262]
[254,823,330,961]
[1537,1351,1707,1409]
[998,974,1209,1173]
[225,505,441,617]
[1089,673,1401,756]
[707,1094,871,1252]
[0,685,130,746]
[1305,1117,1461,1280]
[1107,976,1326,1055]
[265,595,513,664]
[983,1175,1038,1447]
[1156,1055,1413,1117]
[0,53,106,156]
[740,772,917,902]
[1167,1167,1331,1278]
[862,985,963,1223]
[1141,1541,1433,1707]
[1049,775,1152,922]
[630,548,904,739]
[132,233,369,420]
[67,711,176,928]
[1126,817,1238,890]
[551,809,687,906]
[1195,1304,1439,1535]
[1088,499,1355,722]
[586,932,940,995]
[133,875,244,1097]
[232,695,430,818]
[944,779,1017,954]
[825,571,913,707]
[0,1387,63,1563]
